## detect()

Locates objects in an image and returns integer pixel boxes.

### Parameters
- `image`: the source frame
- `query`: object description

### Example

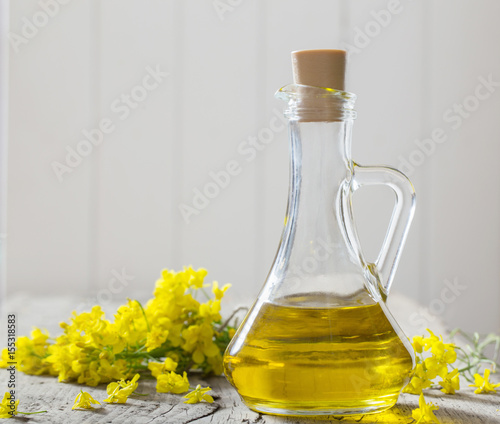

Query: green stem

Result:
[493,338,500,364]
[18,410,47,415]
[200,287,211,300]
[135,300,151,332]
[218,306,248,332]
[457,364,476,373]
[134,344,147,354]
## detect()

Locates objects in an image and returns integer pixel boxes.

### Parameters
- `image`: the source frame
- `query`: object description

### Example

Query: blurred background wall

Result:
[2,0,500,333]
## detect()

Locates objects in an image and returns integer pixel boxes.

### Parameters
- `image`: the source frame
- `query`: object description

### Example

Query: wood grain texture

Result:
[7,372,500,423]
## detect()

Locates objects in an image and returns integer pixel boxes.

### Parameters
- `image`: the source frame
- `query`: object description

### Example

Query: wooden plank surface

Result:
[1,293,499,423]
[8,371,499,424]
[7,372,500,424]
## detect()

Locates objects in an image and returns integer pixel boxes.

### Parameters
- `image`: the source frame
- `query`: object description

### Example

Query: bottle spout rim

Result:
[275,84,357,103]
[275,84,357,121]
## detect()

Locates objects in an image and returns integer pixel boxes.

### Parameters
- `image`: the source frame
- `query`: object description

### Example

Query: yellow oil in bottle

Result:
[223,294,414,415]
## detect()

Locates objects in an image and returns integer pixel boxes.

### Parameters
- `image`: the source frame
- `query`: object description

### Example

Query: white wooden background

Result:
[2,0,500,333]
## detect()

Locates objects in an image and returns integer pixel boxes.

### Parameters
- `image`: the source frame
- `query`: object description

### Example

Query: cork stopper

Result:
[291,49,346,91]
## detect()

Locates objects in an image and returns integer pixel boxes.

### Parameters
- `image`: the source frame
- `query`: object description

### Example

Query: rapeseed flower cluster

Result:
[406,329,500,423]
[0,268,234,406]
[404,329,459,395]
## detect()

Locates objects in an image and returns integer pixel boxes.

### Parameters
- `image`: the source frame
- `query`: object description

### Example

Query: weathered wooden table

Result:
[1,294,499,423]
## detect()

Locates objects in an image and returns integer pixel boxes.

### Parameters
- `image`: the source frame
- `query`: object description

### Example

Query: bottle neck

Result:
[290,120,353,214]
[287,120,353,251]
[265,117,372,305]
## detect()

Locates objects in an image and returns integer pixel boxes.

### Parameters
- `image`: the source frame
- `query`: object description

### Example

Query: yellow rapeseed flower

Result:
[186,267,208,289]
[183,385,214,404]
[425,329,440,346]
[411,393,440,423]
[207,352,224,376]
[72,390,100,410]
[198,300,222,322]
[0,392,18,418]
[112,300,147,347]
[148,357,178,377]
[212,282,231,300]
[403,363,432,395]
[412,335,425,354]
[423,356,447,380]
[145,327,169,352]
[104,373,140,404]
[181,323,219,364]
[0,349,13,370]
[156,371,190,394]
[439,368,460,394]
[469,369,500,394]
[428,339,457,365]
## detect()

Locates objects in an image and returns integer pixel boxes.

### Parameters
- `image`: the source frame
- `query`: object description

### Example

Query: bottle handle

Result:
[349,163,416,296]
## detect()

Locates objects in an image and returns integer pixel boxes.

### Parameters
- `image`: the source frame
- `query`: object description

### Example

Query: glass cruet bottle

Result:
[223,49,416,416]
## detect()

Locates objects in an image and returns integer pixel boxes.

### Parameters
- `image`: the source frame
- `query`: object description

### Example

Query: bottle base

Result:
[240,395,398,417]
